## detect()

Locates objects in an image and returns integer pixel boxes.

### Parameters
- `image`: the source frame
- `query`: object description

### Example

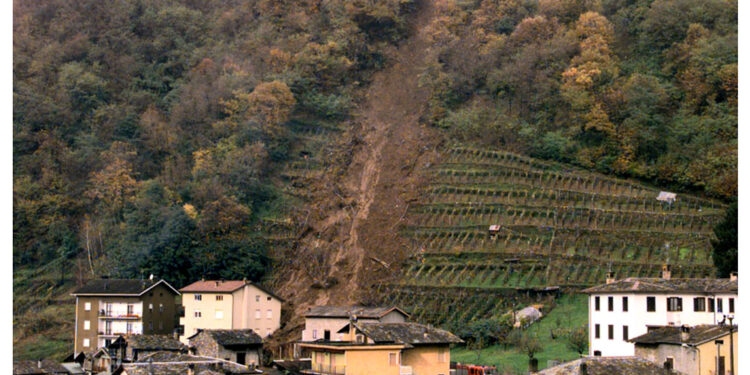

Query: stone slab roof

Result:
[304,306,409,319]
[179,280,283,301]
[72,279,178,296]
[630,325,735,346]
[128,352,253,374]
[189,329,263,346]
[338,322,463,345]
[13,360,68,374]
[582,277,737,294]
[121,335,188,351]
[535,357,683,375]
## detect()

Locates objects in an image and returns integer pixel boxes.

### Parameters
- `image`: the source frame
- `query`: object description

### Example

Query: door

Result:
[236,352,246,365]
[324,330,331,341]
[718,356,726,375]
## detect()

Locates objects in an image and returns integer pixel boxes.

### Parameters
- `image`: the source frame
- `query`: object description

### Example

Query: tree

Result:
[567,326,588,356]
[712,201,737,277]
[517,333,542,359]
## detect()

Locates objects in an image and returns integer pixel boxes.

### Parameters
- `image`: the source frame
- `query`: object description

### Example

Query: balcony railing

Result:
[306,363,346,375]
[98,310,141,319]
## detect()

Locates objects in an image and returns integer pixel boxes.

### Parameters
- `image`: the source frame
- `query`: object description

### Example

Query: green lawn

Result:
[451,294,588,374]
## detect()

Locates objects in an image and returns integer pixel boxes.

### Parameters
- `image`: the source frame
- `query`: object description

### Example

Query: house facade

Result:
[631,325,737,375]
[583,267,737,357]
[179,280,283,343]
[71,278,180,352]
[298,322,462,375]
[302,306,409,342]
[188,329,263,367]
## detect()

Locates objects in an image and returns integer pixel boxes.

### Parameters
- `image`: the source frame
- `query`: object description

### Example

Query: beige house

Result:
[631,325,737,375]
[179,279,283,344]
[71,278,180,353]
[302,306,409,342]
[298,322,462,375]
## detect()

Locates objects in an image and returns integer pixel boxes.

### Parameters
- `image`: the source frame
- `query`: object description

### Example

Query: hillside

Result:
[13,0,736,361]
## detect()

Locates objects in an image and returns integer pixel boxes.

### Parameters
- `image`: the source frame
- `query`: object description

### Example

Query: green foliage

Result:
[566,326,588,355]
[454,317,514,350]
[712,200,737,277]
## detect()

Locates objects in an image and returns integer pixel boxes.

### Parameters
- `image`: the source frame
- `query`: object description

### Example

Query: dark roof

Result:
[304,306,409,319]
[125,352,253,374]
[338,322,463,345]
[630,325,735,346]
[72,279,179,296]
[535,357,682,375]
[118,335,187,351]
[13,359,68,374]
[188,329,263,346]
[582,277,737,294]
[180,280,284,301]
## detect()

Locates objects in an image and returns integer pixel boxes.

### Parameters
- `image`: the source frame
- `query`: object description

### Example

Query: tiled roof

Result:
[630,325,735,346]
[189,329,263,346]
[304,305,409,318]
[72,279,178,296]
[124,335,188,351]
[13,360,68,374]
[535,357,682,375]
[179,280,284,301]
[582,277,737,294]
[340,322,463,345]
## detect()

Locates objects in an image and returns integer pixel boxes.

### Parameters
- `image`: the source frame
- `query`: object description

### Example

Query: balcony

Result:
[98,310,141,320]
[304,363,346,375]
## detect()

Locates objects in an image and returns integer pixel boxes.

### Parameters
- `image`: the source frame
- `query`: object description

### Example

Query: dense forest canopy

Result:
[14,0,416,286]
[420,0,736,198]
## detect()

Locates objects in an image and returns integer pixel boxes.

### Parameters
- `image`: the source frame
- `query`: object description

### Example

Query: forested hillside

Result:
[13,0,736,362]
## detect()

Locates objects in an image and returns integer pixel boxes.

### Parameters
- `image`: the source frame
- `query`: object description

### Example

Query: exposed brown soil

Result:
[268,0,442,346]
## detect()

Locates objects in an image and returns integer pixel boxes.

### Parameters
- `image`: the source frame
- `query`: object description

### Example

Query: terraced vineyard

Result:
[387,147,726,327]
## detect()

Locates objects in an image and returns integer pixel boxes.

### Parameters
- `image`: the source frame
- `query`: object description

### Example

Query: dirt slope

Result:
[271,0,441,326]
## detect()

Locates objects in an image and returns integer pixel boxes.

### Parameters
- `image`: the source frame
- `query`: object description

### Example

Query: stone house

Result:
[109,334,188,363]
[302,306,409,342]
[535,357,681,375]
[188,329,263,367]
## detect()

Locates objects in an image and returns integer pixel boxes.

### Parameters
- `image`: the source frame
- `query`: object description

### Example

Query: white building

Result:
[583,266,737,357]
[301,306,409,342]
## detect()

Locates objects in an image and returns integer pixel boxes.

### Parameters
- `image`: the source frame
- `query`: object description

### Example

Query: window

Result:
[267,309,272,319]
[159,304,164,313]
[149,303,154,311]
[194,310,202,318]
[622,297,628,312]
[195,294,202,301]
[324,330,331,341]
[664,357,674,370]
[312,330,317,339]
[694,297,706,312]
[255,309,261,319]
[622,326,628,341]
[593,351,601,356]
[389,353,399,366]
[256,295,260,302]
[667,297,682,312]
[127,304,134,315]
[608,325,614,340]
[708,298,715,312]
[216,309,224,319]
[83,339,90,348]
[729,298,735,313]
[267,296,272,301]
[594,324,600,339]
[83,320,90,330]
[647,296,656,312]
[717,298,723,313]
[608,296,614,311]
[594,296,600,311]
[216,295,223,301]
[84,302,91,311]
[356,334,365,343]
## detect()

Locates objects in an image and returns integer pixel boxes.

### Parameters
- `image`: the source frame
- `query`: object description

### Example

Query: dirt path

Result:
[274,0,441,316]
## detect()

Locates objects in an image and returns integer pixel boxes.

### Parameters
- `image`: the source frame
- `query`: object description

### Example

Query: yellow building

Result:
[631,324,737,375]
[298,321,462,375]
[178,279,284,344]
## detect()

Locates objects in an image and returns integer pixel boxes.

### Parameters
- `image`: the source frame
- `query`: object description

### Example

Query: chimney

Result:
[730,272,737,281]
[680,325,690,342]
[215,281,220,287]
[201,276,205,282]
[187,363,195,375]
[348,314,357,342]
[661,264,671,280]
[605,271,615,284]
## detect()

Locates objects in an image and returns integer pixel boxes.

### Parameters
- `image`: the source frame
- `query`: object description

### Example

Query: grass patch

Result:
[451,294,588,374]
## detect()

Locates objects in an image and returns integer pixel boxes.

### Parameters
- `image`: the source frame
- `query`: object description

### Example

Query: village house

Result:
[112,352,256,375]
[109,334,188,362]
[188,329,264,367]
[583,267,737,357]
[630,325,737,375]
[302,306,409,342]
[298,321,463,375]
[535,356,680,375]
[179,279,284,344]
